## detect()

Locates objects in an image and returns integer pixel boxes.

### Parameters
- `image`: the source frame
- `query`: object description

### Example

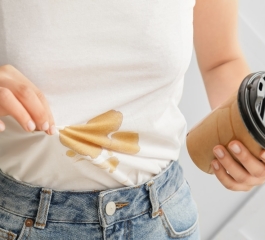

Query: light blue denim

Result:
[0,160,200,239]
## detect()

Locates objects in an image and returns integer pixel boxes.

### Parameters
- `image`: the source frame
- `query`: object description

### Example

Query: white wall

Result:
[179,1,265,239]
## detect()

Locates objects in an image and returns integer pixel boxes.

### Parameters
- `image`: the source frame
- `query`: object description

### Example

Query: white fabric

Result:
[0,0,195,190]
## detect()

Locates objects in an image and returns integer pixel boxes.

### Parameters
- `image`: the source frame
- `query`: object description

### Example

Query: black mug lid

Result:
[238,72,265,148]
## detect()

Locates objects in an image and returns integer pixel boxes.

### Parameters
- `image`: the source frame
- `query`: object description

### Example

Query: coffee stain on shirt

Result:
[59,110,140,173]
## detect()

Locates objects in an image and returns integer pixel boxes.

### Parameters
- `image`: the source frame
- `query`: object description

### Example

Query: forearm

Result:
[193,0,251,110]
[202,56,250,110]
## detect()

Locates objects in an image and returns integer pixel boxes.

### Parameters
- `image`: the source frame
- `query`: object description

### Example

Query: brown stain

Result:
[110,132,140,154]
[95,157,119,173]
[59,110,140,173]
[66,150,77,157]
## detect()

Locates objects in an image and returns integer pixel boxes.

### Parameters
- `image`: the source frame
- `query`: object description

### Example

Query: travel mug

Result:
[186,72,265,173]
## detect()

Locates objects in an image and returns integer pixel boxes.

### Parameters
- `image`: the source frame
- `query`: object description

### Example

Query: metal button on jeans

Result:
[25,219,34,227]
[106,202,116,216]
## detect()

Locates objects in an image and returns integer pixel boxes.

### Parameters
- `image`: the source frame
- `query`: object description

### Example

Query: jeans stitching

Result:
[160,180,185,207]
[17,220,27,240]
[25,225,32,240]
[0,228,16,240]
[127,220,132,240]
[103,209,150,228]
[99,195,107,228]
[35,189,51,228]
[159,181,199,238]
[161,213,198,238]
[0,206,100,224]
[101,180,185,227]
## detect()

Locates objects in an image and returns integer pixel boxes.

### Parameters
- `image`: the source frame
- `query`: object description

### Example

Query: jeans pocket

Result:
[160,180,199,239]
[0,208,26,240]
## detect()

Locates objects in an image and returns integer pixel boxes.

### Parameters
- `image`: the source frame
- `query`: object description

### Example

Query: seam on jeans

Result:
[160,213,172,238]
[103,209,150,227]
[161,213,199,238]
[124,220,127,240]
[160,180,185,207]
[99,194,105,227]
[25,225,32,240]
[37,219,100,223]
[17,220,28,240]
[128,220,132,240]
[99,185,142,199]
[102,227,106,240]
[153,165,182,206]
[0,206,102,224]
[0,206,34,219]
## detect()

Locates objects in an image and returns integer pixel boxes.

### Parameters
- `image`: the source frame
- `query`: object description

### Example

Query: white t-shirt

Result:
[0,0,195,190]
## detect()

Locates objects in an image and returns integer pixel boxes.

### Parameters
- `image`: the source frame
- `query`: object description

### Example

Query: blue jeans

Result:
[0,161,200,240]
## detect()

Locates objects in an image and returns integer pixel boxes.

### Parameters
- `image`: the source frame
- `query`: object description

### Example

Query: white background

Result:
[179,1,265,239]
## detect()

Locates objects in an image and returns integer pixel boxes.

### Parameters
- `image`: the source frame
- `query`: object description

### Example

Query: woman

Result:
[0,0,264,239]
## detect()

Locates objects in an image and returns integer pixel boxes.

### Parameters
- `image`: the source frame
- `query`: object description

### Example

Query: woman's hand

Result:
[211,140,265,191]
[0,64,55,134]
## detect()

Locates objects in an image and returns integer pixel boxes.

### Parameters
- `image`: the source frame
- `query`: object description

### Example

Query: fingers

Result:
[13,84,49,131]
[228,141,265,179]
[0,87,36,132]
[34,89,55,135]
[212,141,265,191]
[211,159,253,191]
[0,64,55,134]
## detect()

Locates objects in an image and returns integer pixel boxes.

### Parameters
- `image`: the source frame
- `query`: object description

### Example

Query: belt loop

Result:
[145,180,160,218]
[34,188,52,229]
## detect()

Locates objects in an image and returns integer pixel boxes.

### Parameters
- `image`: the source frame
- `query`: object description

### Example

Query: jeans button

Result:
[25,219,34,227]
[106,202,116,216]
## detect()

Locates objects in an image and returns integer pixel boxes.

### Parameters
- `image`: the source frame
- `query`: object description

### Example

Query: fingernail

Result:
[214,148,224,159]
[212,161,219,170]
[0,123,5,131]
[42,121,49,131]
[50,125,56,135]
[27,120,36,132]
[230,143,241,154]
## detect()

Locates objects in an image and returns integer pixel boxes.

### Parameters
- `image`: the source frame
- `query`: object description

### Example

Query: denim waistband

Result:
[0,160,184,228]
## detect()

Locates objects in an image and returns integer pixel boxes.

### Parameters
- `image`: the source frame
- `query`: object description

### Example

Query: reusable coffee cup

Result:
[186,72,265,173]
